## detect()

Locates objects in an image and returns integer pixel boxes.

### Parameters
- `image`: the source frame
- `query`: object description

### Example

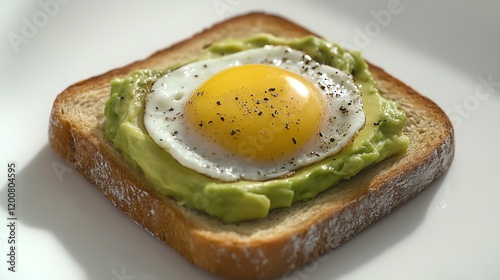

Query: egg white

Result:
[144,46,365,181]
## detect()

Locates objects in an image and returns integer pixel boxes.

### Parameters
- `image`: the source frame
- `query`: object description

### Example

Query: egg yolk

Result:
[185,64,325,162]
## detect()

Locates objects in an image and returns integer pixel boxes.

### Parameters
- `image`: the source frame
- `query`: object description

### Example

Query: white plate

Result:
[1,0,499,279]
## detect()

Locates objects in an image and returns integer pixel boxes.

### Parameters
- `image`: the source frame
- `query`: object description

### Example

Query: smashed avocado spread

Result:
[104,34,409,223]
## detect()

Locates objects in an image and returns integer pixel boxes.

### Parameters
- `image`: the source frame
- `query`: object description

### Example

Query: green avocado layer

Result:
[104,34,409,223]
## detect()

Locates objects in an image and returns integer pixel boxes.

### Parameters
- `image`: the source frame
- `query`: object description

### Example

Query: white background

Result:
[1,0,500,279]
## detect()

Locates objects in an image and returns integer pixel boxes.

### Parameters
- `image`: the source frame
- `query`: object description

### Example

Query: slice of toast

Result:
[48,12,455,280]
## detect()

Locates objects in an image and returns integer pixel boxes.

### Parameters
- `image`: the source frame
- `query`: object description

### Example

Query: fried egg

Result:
[144,45,365,181]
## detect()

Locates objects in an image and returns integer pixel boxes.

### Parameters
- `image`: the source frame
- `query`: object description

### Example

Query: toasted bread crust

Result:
[48,12,454,280]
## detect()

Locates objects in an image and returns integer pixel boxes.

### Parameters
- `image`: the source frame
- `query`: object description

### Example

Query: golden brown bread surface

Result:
[48,12,454,280]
